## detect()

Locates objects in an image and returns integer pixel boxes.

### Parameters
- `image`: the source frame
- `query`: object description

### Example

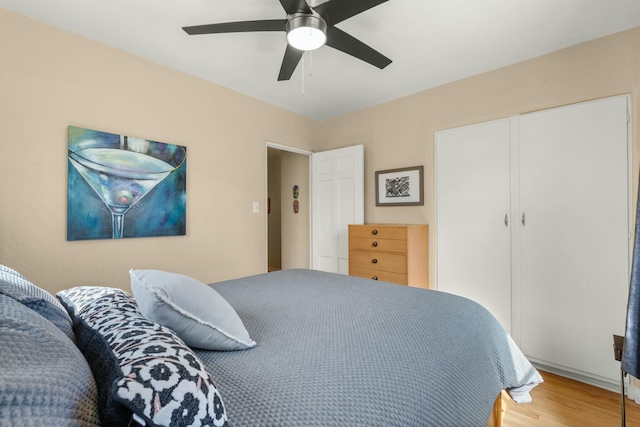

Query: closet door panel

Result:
[436,119,512,332]
[519,96,629,382]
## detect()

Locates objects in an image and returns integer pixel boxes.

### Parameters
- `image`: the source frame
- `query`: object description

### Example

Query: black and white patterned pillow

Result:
[58,286,229,427]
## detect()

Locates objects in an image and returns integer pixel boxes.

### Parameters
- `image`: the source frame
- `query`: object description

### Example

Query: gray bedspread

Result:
[0,293,101,426]
[196,269,542,427]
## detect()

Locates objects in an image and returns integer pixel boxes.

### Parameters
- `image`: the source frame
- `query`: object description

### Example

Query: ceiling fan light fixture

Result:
[286,14,327,51]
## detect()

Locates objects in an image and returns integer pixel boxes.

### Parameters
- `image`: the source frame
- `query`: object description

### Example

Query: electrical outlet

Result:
[252,202,259,213]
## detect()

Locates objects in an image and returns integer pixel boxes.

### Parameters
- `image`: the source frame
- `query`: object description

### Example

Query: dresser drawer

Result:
[348,223,429,289]
[349,237,407,254]
[349,250,407,274]
[349,267,408,285]
[348,225,407,240]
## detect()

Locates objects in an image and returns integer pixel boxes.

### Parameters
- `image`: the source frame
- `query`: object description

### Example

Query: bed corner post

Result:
[487,391,506,427]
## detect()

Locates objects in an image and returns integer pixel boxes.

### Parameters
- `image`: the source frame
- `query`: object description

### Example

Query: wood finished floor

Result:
[504,371,640,426]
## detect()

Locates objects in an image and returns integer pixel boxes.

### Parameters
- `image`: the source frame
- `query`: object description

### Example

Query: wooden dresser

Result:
[348,224,429,288]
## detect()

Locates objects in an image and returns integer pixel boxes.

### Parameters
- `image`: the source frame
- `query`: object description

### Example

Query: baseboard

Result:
[532,361,623,394]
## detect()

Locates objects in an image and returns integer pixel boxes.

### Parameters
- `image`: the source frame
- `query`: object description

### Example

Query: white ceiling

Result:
[2,0,640,121]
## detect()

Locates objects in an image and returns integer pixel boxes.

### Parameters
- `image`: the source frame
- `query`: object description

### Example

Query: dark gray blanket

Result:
[0,293,101,426]
[196,269,541,427]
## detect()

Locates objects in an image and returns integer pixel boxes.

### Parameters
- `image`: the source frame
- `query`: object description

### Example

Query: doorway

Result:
[266,144,311,271]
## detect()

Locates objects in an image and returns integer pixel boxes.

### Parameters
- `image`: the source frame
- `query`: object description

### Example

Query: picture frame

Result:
[67,126,187,240]
[375,165,424,206]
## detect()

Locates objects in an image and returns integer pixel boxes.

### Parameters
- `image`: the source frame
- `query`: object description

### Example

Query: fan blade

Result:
[279,0,312,15]
[278,45,304,81]
[314,0,388,25]
[325,26,391,69]
[183,20,287,35]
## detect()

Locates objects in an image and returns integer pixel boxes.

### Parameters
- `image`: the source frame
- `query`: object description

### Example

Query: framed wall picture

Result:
[67,126,187,240]
[375,165,424,206]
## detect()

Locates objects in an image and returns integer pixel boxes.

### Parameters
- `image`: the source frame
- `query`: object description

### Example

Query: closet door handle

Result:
[522,213,526,226]
[504,214,508,227]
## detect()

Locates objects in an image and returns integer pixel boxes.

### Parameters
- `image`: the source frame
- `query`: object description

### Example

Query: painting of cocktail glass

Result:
[67,126,187,241]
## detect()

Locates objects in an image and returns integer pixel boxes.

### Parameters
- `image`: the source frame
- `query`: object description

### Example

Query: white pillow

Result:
[129,269,256,351]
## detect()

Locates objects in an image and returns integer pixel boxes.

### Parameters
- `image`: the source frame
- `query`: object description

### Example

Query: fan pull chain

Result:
[300,51,313,96]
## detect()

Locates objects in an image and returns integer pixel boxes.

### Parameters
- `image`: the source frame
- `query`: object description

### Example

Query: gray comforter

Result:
[196,269,541,427]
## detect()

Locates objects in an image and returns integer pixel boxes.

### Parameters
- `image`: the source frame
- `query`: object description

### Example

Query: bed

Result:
[0,265,542,427]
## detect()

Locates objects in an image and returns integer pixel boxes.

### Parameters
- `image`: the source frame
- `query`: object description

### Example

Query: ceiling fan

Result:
[182,0,392,81]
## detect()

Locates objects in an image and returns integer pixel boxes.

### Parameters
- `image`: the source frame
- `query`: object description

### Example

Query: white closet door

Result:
[436,119,513,332]
[312,145,364,275]
[519,96,629,383]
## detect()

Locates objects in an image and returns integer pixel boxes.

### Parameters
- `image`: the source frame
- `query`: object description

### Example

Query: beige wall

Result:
[316,26,640,288]
[280,151,310,269]
[0,8,317,292]
[2,6,640,293]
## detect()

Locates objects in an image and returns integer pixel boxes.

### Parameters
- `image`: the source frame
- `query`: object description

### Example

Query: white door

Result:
[519,95,629,383]
[312,145,364,274]
[435,119,513,332]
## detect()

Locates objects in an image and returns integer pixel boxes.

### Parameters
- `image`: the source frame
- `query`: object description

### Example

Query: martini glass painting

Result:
[67,126,186,240]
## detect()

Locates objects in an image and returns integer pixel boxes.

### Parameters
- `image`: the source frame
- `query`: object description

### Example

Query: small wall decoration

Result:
[375,166,424,206]
[67,126,187,240]
[292,185,300,213]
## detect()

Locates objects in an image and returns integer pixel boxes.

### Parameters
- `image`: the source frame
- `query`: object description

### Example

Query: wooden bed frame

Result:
[487,391,508,427]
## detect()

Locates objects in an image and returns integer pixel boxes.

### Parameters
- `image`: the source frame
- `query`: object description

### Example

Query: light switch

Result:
[252,202,259,213]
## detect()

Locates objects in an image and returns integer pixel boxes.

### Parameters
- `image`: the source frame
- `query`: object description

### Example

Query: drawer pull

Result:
[372,241,378,247]
[372,229,378,235]
[372,276,378,280]
[372,258,378,264]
